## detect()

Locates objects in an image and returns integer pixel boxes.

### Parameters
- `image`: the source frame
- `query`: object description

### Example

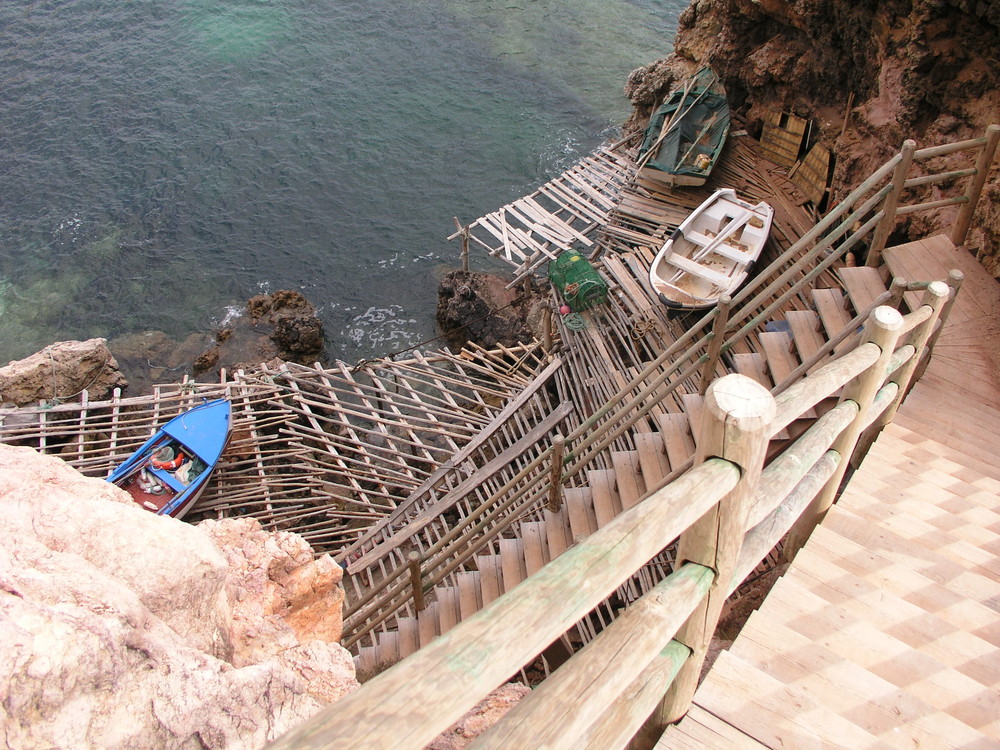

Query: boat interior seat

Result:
[683,229,716,246]
[149,466,186,493]
[710,241,754,263]
[667,253,732,286]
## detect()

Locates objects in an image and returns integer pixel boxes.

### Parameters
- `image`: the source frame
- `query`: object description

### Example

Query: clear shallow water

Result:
[0,0,684,364]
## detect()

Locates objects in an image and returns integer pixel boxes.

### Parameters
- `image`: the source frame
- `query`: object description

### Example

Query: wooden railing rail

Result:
[269,302,944,748]
[267,449,743,749]
[341,127,992,647]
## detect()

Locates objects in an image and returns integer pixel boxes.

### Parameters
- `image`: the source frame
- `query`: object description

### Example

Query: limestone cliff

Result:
[0,444,357,750]
[625,0,1000,271]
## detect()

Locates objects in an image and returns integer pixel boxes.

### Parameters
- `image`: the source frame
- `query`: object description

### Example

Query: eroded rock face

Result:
[199,517,347,667]
[0,338,129,406]
[0,444,357,750]
[625,0,1000,270]
[426,683,533,750]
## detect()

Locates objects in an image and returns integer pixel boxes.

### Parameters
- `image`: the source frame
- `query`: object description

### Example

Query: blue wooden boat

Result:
[637,67,730,186]
[107,399,232,519]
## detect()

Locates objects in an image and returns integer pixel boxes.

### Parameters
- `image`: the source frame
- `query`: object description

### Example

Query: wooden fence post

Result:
[453,216,470,272]
[407,551,425,612]
[914,269,962,383]
[786,305,904,557]
[698,296,731,396]
[651,374,775,728]
[547,434,566,512]
[853,281,949,464]
[542,305,553,350]
[951,123,1000,246]
[867,139,915,268]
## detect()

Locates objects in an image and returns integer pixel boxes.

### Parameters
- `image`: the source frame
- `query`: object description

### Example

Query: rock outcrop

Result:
[436,270,544,352]
[0,444,357,750]
[0,338,129,406]
[626,0,1000,270]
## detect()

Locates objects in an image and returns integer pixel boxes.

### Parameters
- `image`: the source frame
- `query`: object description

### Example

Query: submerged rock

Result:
[0,443,357,750]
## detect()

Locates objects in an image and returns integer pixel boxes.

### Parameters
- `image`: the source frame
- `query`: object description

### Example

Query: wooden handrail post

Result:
[951,123,1000,246]
[915,268,962,382]
[651,374,775,728]
[542,305,553,350]
[698,296,731,395]
[867,139,916,267]
[888,276,907,309]
[786,305,904,557]
[547,434,566,512]
[407,551,425,612]
[854,280,949,464]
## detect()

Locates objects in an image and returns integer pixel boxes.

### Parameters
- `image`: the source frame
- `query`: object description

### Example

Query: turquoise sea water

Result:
[0,0,684,364]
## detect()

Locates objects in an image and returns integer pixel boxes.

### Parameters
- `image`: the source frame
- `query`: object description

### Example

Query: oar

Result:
[662,205,762,286]
[635,70,716,171]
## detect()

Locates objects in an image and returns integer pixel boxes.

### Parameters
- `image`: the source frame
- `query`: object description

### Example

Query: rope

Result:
[42,347,113,408]
[563,313,587,331]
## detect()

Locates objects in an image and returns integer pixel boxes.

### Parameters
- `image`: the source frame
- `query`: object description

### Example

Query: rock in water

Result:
[0,338,128,406]
[436,270,542,352]
[0,443,357,749]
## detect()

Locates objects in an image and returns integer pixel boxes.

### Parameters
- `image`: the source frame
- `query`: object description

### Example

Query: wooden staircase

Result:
[353,258,916,675]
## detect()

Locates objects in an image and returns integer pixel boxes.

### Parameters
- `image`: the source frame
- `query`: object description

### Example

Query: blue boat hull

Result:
[106,399,232,519]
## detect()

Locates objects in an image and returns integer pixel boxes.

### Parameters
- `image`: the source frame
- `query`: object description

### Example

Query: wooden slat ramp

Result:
[658,236,1000,748]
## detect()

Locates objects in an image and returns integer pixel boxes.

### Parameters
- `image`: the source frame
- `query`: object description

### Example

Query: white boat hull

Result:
[649,188,774,310]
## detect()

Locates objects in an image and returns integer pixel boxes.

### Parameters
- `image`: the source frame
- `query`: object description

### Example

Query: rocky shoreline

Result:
[5,2,998,405]
[1,2,997,746]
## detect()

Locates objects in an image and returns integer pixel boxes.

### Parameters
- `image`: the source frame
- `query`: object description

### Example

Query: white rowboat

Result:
[649,188,774,310]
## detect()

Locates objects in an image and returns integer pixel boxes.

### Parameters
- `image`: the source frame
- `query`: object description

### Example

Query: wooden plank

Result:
[565,487,597,544]
[790,142,831,206]
[588,469,621,527]
[500,538,526,593]
[785,310,829,373]
[437,586,460,635]
[544,506,570,559]
[812,288,855,352]
[521,521,549,577]
[689,650,891,748]
[657,705,770,749]
[456,571,481,621]
[838,265,888,314]
[398,617,419,659]
[758,112,808,169]
[657,412,696,471]
[478,554,503,605]
[611,452,643,514]
[680,394,704,453]
[635,431,670,498]
[731,352,768,386]
[417,602,439,648]
[665,253,733,287]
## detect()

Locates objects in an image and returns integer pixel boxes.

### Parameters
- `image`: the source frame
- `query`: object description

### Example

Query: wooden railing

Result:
[339,125,996,647]
[267,281,951,749]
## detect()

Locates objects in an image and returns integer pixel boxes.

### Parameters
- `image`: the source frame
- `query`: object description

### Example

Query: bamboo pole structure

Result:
[698,295,731,395]
[547,433,566,512]
[867,139,916,267]
[853,280,949,462]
